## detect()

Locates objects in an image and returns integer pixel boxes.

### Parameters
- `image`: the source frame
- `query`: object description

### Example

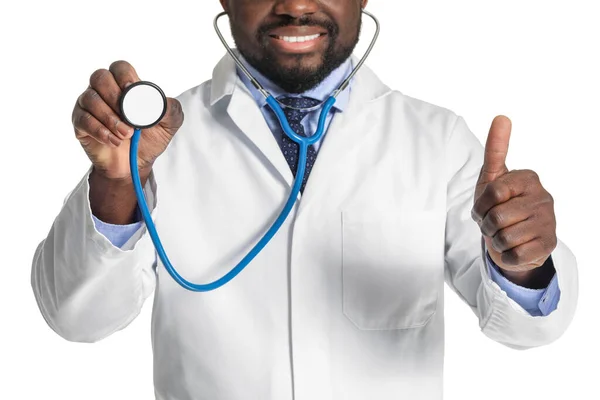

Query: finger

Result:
[489,218,539,253]
[481,115,512,183]
[89,67,132,124]
[72,105,122,147]
[471,174,527,222]
[158,97,185,134]
[77,87,133,140]
[500,237,552,268]
[479,196,531,237]
[109,60,141,90]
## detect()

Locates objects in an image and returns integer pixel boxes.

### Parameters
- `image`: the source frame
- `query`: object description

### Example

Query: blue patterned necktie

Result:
[271,96,321,193]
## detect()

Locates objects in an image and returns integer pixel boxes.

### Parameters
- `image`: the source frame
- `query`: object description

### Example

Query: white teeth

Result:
[277,34,321,43]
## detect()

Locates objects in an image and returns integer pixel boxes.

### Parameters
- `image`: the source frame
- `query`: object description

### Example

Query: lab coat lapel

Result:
[210,54,295,189]
[296,60,393,215]
[209,53,393,205]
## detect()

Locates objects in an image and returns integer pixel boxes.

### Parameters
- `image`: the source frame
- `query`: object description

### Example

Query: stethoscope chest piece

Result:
[119,81,168,130]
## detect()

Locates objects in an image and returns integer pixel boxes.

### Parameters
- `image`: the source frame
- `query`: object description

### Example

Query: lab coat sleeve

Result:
[443,115,578,349]
[30,165,158,343]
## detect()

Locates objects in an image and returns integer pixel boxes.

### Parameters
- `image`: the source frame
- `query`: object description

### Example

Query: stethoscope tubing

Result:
[130,9,378,292]
[130,96,336,292]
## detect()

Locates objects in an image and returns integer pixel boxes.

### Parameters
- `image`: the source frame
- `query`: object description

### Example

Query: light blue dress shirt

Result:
[92,54,560,317]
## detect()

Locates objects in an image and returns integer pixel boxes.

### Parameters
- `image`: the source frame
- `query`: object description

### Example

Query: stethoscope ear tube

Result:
[213,9,380,103]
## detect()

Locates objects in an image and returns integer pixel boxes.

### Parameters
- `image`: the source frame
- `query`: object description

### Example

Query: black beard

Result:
[232,14,361,94]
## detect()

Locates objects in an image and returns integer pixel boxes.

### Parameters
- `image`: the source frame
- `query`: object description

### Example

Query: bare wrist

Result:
[498,257,556,289]
[89,166,151,225]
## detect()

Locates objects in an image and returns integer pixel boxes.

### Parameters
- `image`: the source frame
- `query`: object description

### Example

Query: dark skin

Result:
[221,1,558,289]
[472,116,557,288]
[220,0,368,93]
[81,1,558,289]
[83,0,368,225]
[73,61,184,225]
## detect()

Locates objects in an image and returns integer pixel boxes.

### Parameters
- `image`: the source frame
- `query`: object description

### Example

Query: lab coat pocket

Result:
[341,209,444,330]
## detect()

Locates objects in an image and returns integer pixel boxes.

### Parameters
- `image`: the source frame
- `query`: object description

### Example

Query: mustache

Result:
[256,15,339,38]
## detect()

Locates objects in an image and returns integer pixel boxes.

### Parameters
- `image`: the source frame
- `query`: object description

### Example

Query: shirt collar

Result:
[234,49,352,112]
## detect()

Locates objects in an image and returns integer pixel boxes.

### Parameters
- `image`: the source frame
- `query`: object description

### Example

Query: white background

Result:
[2,0,598,399]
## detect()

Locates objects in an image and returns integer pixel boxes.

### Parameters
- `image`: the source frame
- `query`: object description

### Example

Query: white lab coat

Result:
[31,53,578,400]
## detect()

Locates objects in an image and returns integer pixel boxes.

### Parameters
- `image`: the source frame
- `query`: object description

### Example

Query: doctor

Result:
[31,0,578,399]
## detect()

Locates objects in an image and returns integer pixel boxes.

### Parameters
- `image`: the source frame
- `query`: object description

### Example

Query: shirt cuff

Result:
[92,213,143,248]
[486,250,560,316]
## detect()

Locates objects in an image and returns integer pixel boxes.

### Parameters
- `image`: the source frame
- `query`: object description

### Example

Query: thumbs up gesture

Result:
[471,116,557,285]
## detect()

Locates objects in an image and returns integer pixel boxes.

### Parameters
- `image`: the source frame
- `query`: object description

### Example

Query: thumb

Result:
[158,97,185,136]
[480,115,511,183]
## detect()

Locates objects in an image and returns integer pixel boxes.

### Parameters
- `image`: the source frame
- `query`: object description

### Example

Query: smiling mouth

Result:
[266,33,328,53]
[269,33,326,43]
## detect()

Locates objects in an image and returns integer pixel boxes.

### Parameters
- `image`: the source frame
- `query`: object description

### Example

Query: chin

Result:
[239,44,348,93]
[268,49,324,67]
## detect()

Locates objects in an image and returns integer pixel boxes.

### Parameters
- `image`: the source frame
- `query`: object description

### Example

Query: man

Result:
[31,0,578,399]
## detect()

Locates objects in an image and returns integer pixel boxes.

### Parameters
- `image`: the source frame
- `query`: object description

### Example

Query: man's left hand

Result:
[471,115,557,285]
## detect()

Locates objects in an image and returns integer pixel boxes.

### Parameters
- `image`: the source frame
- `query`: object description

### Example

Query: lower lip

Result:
[268,34,327,53]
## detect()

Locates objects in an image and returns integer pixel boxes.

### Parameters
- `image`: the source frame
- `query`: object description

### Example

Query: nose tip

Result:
[274,0,319,18]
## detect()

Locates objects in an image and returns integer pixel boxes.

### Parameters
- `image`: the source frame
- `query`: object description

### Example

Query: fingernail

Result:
[109,135,122,147]
[116,120,130,138]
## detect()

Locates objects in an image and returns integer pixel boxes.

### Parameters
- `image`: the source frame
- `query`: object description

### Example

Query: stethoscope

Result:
[119,10,380,292]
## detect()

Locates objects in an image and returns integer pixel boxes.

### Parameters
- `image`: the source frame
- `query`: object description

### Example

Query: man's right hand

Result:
[73,60,184,225]
[72,60,184,181]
